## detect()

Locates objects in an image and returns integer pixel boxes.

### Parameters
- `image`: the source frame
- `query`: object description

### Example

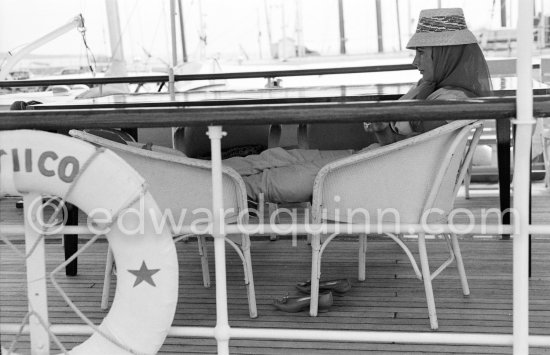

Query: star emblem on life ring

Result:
[128,261,160,287]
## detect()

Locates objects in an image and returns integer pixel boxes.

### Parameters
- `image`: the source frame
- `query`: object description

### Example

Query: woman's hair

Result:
[402,43,493,100]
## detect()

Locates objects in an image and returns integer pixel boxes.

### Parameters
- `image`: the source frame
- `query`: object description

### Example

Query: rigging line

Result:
[79,23,97,76]
[106,0,140,73]
[144,6,169,65]
[116,2,139,60]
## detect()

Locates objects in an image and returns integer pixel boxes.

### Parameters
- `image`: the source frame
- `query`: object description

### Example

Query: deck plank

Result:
[1,184,550,354]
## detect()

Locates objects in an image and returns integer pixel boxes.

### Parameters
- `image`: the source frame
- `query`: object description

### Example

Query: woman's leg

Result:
[242,151,353,203]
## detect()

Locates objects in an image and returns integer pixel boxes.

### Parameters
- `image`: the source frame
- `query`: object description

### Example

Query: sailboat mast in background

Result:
[375,0,383,53]
[178,0,188,63]
[104,0,127,77]
[395,0,402,51]
[501,0,507,26]
[264,0,275,59]
[295,0,305,57]
[338,0,346,54]
[198,0,207,61]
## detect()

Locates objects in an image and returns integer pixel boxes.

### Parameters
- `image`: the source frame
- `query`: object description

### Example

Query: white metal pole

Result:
[513,0,535,353]
[23,193,50,355]
[6,223,550,239]
[7,323,550,347]
[207,126,230,355]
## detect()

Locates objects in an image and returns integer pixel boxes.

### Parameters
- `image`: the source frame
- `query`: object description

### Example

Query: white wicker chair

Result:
[69,129,257,318]
[307,120,483,330]
[174,124,281,241]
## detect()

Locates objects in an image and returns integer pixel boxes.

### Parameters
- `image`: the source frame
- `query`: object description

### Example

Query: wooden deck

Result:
[1,184,550,354]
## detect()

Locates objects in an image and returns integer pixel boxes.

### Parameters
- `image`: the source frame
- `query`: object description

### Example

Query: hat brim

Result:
[406,29,478,49]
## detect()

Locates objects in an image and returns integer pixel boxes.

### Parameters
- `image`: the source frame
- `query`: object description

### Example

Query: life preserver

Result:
[0,130,178,354]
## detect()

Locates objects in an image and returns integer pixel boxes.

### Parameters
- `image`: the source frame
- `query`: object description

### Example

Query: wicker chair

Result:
[174,124,282,241]
[69,129,258,318]
[307,120,483,330]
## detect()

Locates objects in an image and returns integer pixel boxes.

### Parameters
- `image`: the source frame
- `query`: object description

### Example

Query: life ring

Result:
[0,130,178,354]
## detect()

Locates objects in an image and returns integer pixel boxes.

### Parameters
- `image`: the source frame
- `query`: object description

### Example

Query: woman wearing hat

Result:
[370,7,492,144]
[223,8,492,204]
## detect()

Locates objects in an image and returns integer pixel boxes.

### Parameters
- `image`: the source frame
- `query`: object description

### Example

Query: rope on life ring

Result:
[0,130,179,354]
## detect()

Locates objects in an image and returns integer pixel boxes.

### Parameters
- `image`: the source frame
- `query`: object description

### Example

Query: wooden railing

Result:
[1,96,549,130]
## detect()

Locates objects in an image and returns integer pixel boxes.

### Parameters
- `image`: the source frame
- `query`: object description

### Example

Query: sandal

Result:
[296,279,351,295]
[273,291,333,313]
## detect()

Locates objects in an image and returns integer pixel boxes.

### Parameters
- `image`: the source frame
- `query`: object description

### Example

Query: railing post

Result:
[207,125,230,355]
[23,193,50,355]
[513,0,534,353]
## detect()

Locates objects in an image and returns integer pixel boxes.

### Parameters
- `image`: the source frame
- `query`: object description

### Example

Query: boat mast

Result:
[104,0,127,77]
[169,0,177,99]
[281,1,287,60]
[295,0,305,57]
[257,6,263,59]
[501,0,508,26]
[338,0,346,54]
[375,0,383,52]
[264,0,275,59]
[395,0,402,51]
[178,0,188,63]
[198,0,207,61]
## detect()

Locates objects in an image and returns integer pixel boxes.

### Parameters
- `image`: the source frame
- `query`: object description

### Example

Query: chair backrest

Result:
[69,130,248,226]
[302,123,378,150]
[311,120,483,225]
[173,125,275,158]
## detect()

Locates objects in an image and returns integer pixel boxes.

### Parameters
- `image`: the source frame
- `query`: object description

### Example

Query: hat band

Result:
[417,15,467,33]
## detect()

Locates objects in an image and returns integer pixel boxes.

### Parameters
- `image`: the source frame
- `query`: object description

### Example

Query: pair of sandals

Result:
[273,279,351,313]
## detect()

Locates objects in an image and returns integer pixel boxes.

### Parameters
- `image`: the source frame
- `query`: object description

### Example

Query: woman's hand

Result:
[363,122,389,132]
[363,121,398,145]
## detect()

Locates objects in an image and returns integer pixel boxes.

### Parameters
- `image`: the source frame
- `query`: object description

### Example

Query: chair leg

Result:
[358,234,367,281]
[309,233,322,317]
[451,233,470,296]
[101,246,114,310]
[197,235,211,288]
[268,202,279,241]
[241,234,258,318]
[418,233,438,330]
[258,193,265,219]
[258,193,278,241]
[464,166,472,199]
[305,202,312,246]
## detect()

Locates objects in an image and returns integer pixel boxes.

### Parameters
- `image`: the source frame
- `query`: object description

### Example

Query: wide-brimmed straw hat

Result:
[406,8,478,49]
